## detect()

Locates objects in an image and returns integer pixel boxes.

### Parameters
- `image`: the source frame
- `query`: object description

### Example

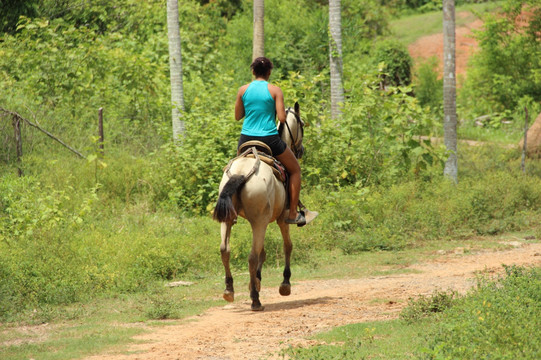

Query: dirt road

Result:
[86,241,541,360]
[408,11,483,77]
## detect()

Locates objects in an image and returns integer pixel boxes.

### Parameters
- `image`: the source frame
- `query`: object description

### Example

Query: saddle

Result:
[233,141,287,182]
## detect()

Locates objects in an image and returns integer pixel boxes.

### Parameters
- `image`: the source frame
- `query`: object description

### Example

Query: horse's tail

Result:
[213,174,246,223]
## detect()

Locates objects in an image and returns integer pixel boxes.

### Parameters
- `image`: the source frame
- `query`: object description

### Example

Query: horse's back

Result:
[224,157,286,222]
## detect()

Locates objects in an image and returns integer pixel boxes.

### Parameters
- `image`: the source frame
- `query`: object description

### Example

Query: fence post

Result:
[521,107,528,174]
[98,107,104,156]
[13,115,23,176]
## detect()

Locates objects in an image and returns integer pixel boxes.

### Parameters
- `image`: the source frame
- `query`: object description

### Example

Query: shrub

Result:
[421,266,541,359]
[400,290,458,323]
[371,39,413,88]
[459,0,541,122]
[413,57,443,112]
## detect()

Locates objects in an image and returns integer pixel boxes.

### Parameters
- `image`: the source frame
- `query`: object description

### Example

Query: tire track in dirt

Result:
[86,242,541,360]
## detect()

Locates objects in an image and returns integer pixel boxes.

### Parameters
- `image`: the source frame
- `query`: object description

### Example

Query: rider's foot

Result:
[285,212,306,227]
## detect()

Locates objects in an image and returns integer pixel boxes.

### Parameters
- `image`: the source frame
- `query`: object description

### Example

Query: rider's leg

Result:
[276,147,301,221]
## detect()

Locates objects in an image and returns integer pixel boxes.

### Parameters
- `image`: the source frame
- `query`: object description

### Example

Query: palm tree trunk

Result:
[329,0,344,120]
[253,0,264,60]
[167,0,185,142]
[443,0,457,182]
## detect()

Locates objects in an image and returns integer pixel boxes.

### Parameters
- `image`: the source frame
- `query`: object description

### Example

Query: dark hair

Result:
[250,57,273,77]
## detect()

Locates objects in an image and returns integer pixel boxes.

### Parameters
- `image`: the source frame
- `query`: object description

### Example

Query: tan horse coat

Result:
[214,104,303,311]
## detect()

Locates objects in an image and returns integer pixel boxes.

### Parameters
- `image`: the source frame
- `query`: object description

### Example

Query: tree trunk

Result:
[252,0,264,60]
[167,0,185,142]
[329,0,344,120]
[443,0,457,182]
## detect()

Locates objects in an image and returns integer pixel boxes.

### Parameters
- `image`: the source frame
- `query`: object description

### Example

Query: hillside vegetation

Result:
[0,0,540,329]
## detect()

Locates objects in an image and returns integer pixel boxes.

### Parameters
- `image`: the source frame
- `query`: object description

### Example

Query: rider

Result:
[235,57,309,226]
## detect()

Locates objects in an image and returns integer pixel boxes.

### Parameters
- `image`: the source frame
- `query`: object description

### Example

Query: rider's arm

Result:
[271,85,286,123]
[235,85,248,120]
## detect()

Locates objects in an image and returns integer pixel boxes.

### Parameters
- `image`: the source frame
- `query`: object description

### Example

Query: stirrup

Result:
[297,200,318,226]
[285,212,306,227]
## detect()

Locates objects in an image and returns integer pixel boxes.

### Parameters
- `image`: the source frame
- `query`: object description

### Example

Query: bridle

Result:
[283,108,305,159]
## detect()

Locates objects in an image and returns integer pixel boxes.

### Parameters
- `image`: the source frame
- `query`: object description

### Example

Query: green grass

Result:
[0,279,223,360]
[281,318,436,359]
[458,122,525,144]
[282,265,541,360]
[389,2,503,46]
[1,233,535,360]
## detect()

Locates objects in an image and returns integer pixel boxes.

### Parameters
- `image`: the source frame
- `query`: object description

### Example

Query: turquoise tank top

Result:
[241,80,278,136]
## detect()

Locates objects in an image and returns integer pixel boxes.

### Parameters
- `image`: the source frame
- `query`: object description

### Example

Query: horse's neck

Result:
[281,120,296,148]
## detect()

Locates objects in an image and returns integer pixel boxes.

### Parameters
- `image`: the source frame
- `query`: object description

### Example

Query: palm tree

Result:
[443,0,457,182]
[252,0,264,60]
[329,0,344,120]
[167,0,185,142]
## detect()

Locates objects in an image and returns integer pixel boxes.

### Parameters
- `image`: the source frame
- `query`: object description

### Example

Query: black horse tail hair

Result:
[213,175,246,223]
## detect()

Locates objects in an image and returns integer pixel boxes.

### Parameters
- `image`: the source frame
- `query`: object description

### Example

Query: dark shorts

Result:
[238,134,287,156]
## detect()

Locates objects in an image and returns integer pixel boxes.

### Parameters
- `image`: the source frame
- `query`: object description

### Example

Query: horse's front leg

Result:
[277,220,292,296]
[248,223,267,311]
[220,221,235,302]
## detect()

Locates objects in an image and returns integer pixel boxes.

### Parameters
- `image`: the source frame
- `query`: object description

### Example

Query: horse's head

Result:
[278,102,305,159]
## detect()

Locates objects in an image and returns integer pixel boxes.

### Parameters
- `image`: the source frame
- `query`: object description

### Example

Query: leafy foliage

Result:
[422,266,541,359]
[0,0,38,34]
[400,290,458,323]
[371,39,413,87]
[413,56,443,111]
[304,68,441,189]
[0,0,540,324]
[284,266,541,360]
[460,0,541,124]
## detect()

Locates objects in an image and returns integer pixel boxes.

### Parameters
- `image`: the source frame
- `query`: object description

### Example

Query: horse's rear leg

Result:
[220,221,235,302]
[248,223,267,311]
[278,220,293,296]
[256,247,266,291]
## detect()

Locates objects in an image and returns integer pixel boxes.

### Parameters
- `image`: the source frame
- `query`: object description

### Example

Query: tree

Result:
[461,0,541,116]
[167,0,185,142]
[0,0,38,34]
[443,0,457,182]
[329,0,344,120]
[252,0,264,60]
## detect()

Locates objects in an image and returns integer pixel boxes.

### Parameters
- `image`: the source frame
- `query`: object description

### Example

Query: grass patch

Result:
[1,234,527,360]
[422,265,541,359]
[389,2,502,46]
[0,279,223,360]
[282,318,436,359]
[283,265,541,360]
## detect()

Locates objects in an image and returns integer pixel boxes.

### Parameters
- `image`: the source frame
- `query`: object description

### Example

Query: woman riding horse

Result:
[235,57,306,225]
[213,57,317,311]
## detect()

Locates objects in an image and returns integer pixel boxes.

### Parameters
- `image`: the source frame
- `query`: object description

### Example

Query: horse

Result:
[213,102,305,311]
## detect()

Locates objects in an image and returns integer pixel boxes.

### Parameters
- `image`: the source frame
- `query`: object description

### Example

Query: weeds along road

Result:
[85,241,541,360]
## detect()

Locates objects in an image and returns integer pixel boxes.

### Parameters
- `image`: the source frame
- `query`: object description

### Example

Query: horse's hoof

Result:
[251,303,265,311]
[223,291,234,302]
[279,283,291,296]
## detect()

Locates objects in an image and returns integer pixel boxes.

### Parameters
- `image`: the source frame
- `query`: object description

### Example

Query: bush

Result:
[400,290,458,323]
[459,0,541,122]
[421,266,541,359]
[371,39,413,88]
[414,57,443,112]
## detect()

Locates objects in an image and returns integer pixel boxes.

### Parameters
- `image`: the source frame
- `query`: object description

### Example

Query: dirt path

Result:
[408,12,483,77]
[86,242,541,360]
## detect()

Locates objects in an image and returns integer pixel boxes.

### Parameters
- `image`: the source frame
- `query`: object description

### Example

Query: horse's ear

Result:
[294,101,300,115]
